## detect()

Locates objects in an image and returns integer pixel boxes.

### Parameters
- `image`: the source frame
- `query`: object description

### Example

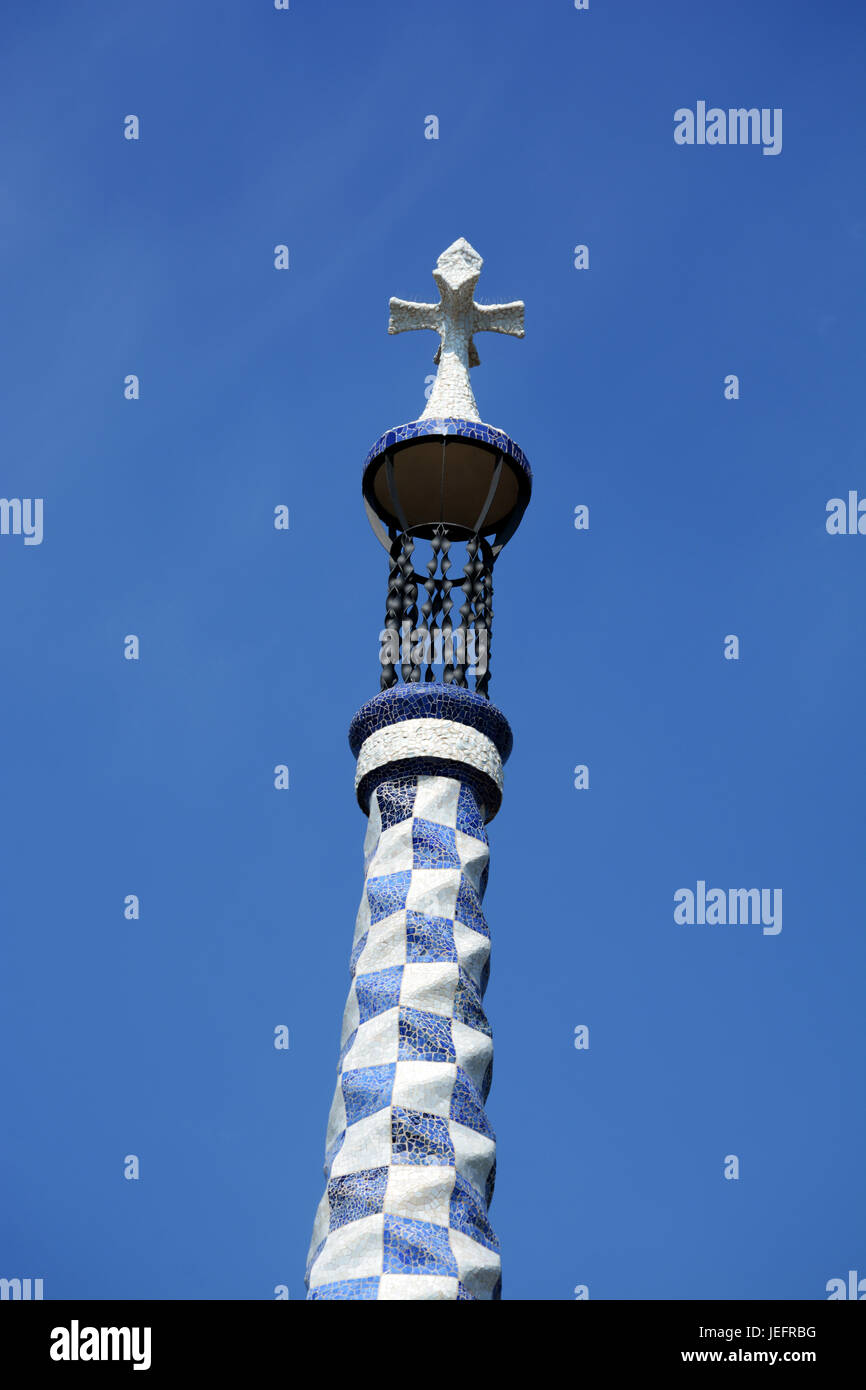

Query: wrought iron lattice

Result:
[379,524,495,696]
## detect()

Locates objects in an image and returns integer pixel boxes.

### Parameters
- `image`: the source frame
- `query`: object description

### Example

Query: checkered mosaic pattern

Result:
[306,772,500,1300]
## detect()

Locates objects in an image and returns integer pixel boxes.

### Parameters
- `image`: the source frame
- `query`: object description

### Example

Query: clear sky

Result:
[1,0,863,1301]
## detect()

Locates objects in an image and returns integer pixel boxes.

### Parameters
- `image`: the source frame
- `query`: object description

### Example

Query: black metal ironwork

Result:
[379,524,497,697]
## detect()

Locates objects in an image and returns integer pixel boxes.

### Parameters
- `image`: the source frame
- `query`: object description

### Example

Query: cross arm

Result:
[473,301,525,339]
[388,298,441,335]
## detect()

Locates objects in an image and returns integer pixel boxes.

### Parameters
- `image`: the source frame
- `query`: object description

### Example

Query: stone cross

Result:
[389,238,524,423]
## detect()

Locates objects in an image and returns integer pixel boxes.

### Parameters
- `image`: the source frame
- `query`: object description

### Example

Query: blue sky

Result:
[1,0,863,1300]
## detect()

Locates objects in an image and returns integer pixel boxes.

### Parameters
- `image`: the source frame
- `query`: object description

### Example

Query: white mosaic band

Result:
[354,717,504,798]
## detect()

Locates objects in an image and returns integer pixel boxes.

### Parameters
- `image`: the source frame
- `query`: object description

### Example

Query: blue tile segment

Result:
[349,682,513,762]
[362,417,532,485]
[305,769,502,1301]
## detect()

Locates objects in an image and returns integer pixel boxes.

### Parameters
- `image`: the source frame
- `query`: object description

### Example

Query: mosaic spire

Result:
[306,241,530,1301]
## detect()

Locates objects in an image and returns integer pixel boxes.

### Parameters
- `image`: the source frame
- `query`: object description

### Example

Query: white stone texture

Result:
[389,238,524,423]
[354,715,504,796]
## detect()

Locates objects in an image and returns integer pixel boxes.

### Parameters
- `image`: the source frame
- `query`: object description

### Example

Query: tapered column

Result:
[305,238,529,1299]
[305,685,511,1300]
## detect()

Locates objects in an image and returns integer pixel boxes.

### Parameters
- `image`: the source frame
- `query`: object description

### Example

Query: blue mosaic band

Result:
[363,417,532,485]
[305,773,501,1301]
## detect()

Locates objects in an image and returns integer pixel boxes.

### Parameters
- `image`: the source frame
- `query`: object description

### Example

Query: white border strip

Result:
[354,717,504,796]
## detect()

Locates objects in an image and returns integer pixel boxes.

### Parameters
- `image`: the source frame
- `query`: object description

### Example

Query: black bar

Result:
[1,1299,861,1375]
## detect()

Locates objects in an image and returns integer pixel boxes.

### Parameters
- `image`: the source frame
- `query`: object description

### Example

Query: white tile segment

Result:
[353,911,409,974]
[328,1108,392,1179]
[324,1084,347,1156]
[338,982,360,1047]
[454,826,488,891]
[390,1060,458,1118]
[383,1165,456,1225]
[400,962,459,1016]
[340,1008,400,1072]
[363,791,382,867]
[412,776,461,827]
[449,1228,501,1298]
[351,886,371,949]
[406,867,462,919]
[307,1190,331,1265]
[452,920,490,986]
[451,1017,493,1092]
[366,816,415,876]
[377,1274,459,1301]
[449,1119,496,1201]
[308,1214,385,1286]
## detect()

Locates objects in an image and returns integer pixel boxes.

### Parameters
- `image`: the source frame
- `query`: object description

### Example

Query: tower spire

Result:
[306,241,530,1301]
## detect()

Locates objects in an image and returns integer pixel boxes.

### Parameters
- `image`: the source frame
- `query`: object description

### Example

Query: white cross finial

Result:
[389,238,524,423]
